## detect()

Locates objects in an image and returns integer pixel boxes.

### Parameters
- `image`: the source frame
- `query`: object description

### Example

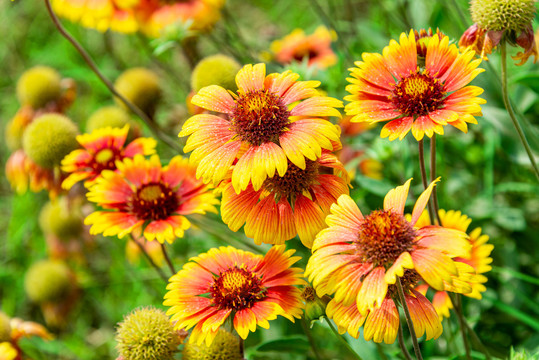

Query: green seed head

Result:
[470,0,537,31]
[0,312,11,342]
[22,113,79,169]
[191,55,241,92]
[39,198,83,241]
[16,66,62,109]
[183,329,242,360]
[116,307,181,360]
[24,260,71,303]
[86,106,139,140]
[114,68,162,118]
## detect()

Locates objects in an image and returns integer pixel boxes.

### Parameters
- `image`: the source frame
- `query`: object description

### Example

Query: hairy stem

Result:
[44,0,182,152]
[160,243,176,277]
[131,236,168,283]
[397,321,414,360]
[325,317,363,360]
[301,318,323,360]
[430,136,442,225]
[500,41,539,181]
[396,278,423,360]
[418,139,436,223]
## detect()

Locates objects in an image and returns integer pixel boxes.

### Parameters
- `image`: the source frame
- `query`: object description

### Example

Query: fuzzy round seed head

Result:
[114,68,161,118]
[22,113,79,169]
[16,66,62,109]
[39,199,83,241]
[86,106,139,140]
[24,260,71,303]
[183,329,242,360]
[0,312,11,342]
[191,55,241,92]
[470,0,536,31]
[116,307,181,360]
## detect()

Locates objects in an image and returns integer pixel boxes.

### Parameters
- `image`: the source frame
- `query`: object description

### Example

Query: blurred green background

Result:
[1,0,538,359]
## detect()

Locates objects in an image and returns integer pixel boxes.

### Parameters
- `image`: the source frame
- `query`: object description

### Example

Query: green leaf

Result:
[513,73,539,93]
[254,336,310,354]
[493,207,526,231]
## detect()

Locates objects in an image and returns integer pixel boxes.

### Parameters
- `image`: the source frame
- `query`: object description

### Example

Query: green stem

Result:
[44,0,182,152]
[160,243,176,277]
[301,318,323,360]
[130,236,168,283]
[430,136,442,225]
[397,322,414,360]
[449,293,492,360]
[418,139,436,224]
[500,41,539,181]
[396,278,423,360]
[325,317,363,360]
[449,294,472,360]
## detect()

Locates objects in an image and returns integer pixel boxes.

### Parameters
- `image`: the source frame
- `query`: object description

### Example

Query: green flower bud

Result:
[302,286,329,325]
[16,66,62,109]
[191,55,241,92]
[39,198,83,241]
[116,307,181,360]
[22,113,79,169]
[0,312,11,342]
[470,0,536,32]
[183,329,242,360]
[114,68,161,118]
[24,260,71,303]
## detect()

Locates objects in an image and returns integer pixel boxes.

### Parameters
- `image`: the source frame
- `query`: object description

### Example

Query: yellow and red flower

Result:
[164,245,305,345]
[51,0,139,33]
[270,26,338,69]
[345,30,486,141]
[6,150,63,198]
[415,209,493,319]
[220,151,349,248]
[85,154,218,243]
[61,125,156,190]
[137,0,223,37]
[180,63,342,193]
[305,179,475,343]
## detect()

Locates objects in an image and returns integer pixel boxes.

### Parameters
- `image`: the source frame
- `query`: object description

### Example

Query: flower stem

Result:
[418,139,436,224]
[500,41,539,181]
[430,136,442,225]
[325,317,363,360]
[396,277,423,360]
[449,293,472,360]
[43,0,182,153]
[301,318,323,360]
[449,293,492,360]
[397,322,414,360]
[131,236,168,283]
[160,243,176,277]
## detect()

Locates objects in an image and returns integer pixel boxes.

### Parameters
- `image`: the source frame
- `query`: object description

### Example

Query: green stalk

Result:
[325,317,363,360]
[500,41,539,181]
[396,278,423,360]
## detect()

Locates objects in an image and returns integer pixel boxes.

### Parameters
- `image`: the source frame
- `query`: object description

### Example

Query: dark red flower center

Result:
[90,148,123,173]
[263,160,319,201]
[210,266,266,310]
[130,182,179,221]
[356,209,416,267]
[390,72,446,117]
[292,48,319,63]
[387,269,422,298]
[231,89,290,146]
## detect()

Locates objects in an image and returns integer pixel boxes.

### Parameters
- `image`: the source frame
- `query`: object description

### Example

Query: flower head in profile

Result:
[51,0,139,33]
[270,26,338,69]
[221,151,349,248]
[180,63,342,193]
[460,0,537,65]
[345,30,485,141]
[85,154,218,243]
[306,179,475,343]
[415,209,493,319]
[164,245,305,345]
[61,125,156,190]
[137,0,224,37]
[6,150,64,198]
